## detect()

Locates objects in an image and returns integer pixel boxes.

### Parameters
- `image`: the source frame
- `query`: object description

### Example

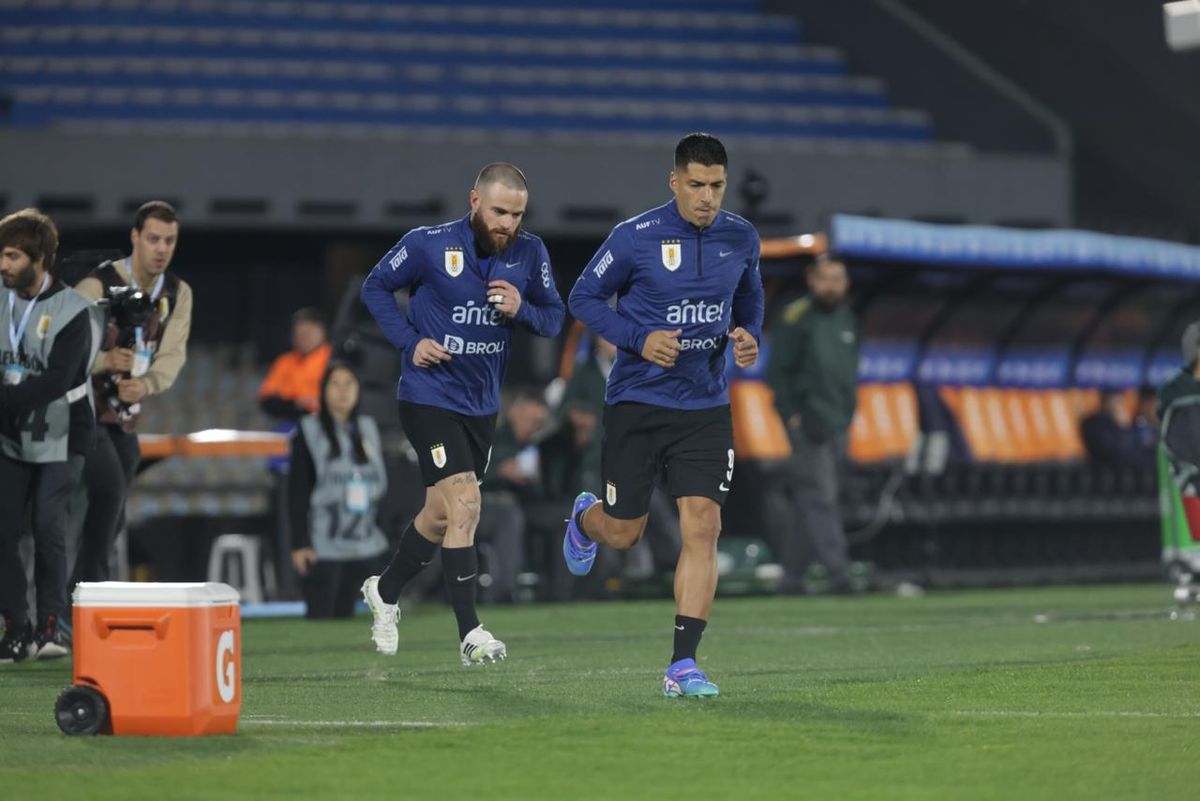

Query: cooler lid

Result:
[73,582,241,608]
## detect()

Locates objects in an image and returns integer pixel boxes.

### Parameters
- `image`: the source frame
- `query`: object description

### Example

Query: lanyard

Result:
[126,258,164,301]
[8,273,51,355]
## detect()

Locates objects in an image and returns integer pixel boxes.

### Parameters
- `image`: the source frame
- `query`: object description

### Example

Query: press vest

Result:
[0,283,93,462]
[297,413,389,561]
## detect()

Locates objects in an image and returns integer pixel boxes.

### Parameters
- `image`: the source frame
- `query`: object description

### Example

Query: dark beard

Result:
[2,262,38,293]
[470,212,518,257]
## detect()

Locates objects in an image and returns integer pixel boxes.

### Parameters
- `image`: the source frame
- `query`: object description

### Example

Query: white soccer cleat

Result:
[459,625,506,666]
[361,575,400,656]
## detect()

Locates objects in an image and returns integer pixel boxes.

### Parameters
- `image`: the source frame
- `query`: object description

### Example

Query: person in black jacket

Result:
[288,363,389,619]
[0,209,94,662]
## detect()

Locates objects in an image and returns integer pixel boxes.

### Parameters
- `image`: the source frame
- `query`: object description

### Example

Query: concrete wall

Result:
[0,128,1070,235]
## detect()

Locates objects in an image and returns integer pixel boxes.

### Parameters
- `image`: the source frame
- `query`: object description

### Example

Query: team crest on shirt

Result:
[661,240,682,272]
[444,248,464,278]
[36,314,51,339]
[606,481,617,506]
[431,443,447,469]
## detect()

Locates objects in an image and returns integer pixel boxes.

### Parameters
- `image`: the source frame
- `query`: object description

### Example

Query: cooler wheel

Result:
[54,685,109,736]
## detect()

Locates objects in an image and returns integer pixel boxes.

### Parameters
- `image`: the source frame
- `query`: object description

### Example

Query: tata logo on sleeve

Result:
[593,250,614,279]
[389,246,408,270]
[661,241,682,272]
[444,248,464,277]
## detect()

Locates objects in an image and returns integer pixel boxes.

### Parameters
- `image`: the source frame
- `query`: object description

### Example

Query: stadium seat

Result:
[729,380,791,461]
[0,3,941,144]
[849,382,918,463]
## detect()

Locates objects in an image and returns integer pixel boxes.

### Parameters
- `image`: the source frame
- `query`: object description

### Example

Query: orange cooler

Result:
[66,582,242,736]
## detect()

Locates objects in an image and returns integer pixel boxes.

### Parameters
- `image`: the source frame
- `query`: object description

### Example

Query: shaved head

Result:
[474,162,529,194]
[469,163,529,255]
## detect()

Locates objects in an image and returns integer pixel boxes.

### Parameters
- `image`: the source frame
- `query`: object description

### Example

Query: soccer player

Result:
[564,134,764,698]
[0,209,94,662]
[359,163,565,665]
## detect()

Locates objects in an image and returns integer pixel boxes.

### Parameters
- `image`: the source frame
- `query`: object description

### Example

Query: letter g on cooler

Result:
[216,629,237,704]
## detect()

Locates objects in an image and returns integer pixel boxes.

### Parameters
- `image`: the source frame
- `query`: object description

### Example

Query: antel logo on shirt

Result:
[452,301,504,327]
[443,334,506,356]
[666,299,726,325]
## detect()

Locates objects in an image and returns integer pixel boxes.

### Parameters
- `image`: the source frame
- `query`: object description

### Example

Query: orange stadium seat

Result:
[849,383,918,463]
[729,381,792,460]
[941,385,1092,463]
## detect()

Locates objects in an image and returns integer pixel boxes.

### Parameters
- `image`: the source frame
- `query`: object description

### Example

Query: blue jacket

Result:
[568,200,764,410]
[361,214,565,416]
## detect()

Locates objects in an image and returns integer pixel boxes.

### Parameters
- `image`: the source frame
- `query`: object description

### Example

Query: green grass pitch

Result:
[1,584,1196,800]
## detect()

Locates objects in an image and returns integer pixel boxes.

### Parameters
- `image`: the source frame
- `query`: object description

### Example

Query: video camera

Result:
[105,285,157,348]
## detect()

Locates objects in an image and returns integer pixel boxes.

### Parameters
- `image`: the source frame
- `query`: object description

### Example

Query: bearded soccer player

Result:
[359,163,564,665]
[564,134,764,697]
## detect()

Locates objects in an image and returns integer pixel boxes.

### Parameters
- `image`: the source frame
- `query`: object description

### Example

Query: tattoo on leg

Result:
[453,496,481,533]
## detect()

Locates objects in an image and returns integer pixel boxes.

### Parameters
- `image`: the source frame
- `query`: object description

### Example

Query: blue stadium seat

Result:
[0,2,940,145]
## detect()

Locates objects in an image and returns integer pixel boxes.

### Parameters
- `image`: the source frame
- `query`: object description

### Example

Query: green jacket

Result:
[765,297,859,438]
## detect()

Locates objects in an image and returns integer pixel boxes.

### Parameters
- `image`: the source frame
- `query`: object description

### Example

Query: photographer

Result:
[71,201,192,586]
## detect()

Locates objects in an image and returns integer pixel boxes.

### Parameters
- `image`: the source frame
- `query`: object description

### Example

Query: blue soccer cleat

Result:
[563,491,599,576]
[663,658,720,699]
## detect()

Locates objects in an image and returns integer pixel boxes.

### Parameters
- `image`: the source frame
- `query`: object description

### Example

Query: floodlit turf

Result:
[1,584,1196,800]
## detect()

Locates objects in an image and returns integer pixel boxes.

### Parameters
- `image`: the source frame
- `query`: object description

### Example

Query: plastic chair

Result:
[206,534,266,604]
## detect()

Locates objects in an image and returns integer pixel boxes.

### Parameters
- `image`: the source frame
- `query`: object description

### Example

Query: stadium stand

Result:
[129,344,274,526]
[722,216,1200,583]
[0,0,933,142]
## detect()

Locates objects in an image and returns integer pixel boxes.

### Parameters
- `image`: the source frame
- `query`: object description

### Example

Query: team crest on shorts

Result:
[35,314,51,339]
[661,240,682,272]
[606,481,617,506]
[431,443,447,469]
[444,248,464,278]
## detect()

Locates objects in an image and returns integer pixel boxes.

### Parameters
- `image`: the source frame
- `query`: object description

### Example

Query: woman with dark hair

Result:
[289,362,389,619]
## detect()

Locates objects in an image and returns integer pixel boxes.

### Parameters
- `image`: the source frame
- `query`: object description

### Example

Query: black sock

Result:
[376,520,439,604]
[441,545,481,640]
[573,506,591,540]
[671,615,707,664]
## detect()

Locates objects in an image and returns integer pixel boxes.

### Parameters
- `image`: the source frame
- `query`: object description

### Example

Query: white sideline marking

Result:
[241,718,467,729]
[944,710,1200,720]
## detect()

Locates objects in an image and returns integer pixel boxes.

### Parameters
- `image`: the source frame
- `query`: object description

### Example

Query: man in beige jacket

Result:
[71,201,193,587]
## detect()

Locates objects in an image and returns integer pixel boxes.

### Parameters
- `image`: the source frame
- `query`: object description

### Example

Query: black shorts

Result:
[398,402,497,487]
[601,402,734,519]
